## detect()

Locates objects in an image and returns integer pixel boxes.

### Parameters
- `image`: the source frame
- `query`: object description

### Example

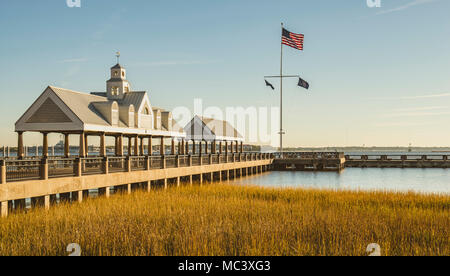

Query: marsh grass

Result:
[0,184,448,256]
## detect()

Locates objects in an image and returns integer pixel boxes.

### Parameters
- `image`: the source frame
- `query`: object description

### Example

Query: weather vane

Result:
[116,51,121,64]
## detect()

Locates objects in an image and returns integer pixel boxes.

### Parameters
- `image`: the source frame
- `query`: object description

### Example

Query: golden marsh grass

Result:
[0,184,448,256]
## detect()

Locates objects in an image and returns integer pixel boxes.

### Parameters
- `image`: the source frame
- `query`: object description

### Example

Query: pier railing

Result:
[345,154,450,161]
[274,152,345,159]
[0,153,273,184]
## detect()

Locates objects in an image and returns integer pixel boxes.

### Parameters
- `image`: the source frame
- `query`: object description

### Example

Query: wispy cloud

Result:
[381,111,450,118]
[376,0,439,15]
[134,60,221,67]
[375,121,434,127]
[370,93,450,100]
[392,106,448,112]
[58,58,88,63]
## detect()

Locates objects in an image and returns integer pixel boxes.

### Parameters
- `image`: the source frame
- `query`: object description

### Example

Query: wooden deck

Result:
[0,153,273,218]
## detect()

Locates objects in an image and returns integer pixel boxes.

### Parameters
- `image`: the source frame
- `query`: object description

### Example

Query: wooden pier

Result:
[3,150,450,218]
[0,153,273,218]
[345,154,450,168]
[272,152,450,171]
[272,152,346,172]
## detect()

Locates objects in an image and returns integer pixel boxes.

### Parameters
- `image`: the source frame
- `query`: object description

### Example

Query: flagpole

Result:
[280,22,284,157]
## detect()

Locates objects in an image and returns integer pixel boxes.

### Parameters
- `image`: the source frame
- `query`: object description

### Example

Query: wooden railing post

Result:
[0,160,6,184]
[188,155,193,167]
[209,154,212,165]
[102,157,109,174]
[161,155,166,169]
[40,158,48,180]
[145,156,150,170]
[176,155,180,168]
[74,158,82,176]
[126,157,132,172]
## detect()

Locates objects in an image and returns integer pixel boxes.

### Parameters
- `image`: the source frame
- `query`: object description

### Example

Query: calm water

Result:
[232,168,450,195]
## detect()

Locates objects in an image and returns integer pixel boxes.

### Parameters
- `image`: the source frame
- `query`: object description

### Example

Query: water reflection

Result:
[232,168,450,195]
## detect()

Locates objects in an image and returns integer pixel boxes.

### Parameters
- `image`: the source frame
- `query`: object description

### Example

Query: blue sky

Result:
[0,0,449,147]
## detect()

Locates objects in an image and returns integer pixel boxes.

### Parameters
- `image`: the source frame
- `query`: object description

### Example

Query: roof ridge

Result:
[200,115,224,122]
[49,86,108,100]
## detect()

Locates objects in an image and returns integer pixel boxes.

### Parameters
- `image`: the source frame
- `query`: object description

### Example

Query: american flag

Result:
[282,28,304,51]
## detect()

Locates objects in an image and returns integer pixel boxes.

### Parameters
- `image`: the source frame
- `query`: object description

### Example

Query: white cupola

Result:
[106,63,131,100]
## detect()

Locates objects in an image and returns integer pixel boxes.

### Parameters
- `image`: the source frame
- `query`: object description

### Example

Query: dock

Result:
[345,154,450,168]
[0,153,273,218]
[272,152,346,172]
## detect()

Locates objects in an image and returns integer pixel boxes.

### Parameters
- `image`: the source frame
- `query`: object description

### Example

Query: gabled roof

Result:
[119,91,147,110]
[184,115,243,141]
[16,86,185,137]
[50,86,115,126]
[111,63,124,69]
[200,116,243,138]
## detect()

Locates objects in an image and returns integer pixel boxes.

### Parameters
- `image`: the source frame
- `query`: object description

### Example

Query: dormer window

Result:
[114,71,119,77]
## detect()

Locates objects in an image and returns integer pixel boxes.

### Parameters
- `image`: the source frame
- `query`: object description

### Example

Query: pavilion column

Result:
[204,140,209,154]
[134,135,139,156]
[212,140,217,154]
[192,140,196,155]
[230,141,233,154]
[240,141,244,153]
[140,137,144,156]
[177,140,181,155]
[219,141,223,154]
[64,134,70,158]
[199,140,203,156]
[84,133,89,156]
[114,136,118,156]
[148,136,153,156]
[171,138,176,155]
[225,141,228,155]
[128,137,132,156]
[100,133,106,157]
[79,133,86,157]
[17,132,24,159]
[160,137,165,156]
[181,139,185,155]
[42,133,49,158]
[118,135,124,156]
[235,141,238,153]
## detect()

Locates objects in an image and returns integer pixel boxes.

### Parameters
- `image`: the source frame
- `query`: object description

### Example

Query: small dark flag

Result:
[265,80,275,90]
[298,77,309,90]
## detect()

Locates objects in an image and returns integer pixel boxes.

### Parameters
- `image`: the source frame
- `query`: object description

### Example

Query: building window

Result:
[143,107,150,115]
[122,71,125,77]
[112,86,119,95]
[114,71,119,77]
[124,86,129,93]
